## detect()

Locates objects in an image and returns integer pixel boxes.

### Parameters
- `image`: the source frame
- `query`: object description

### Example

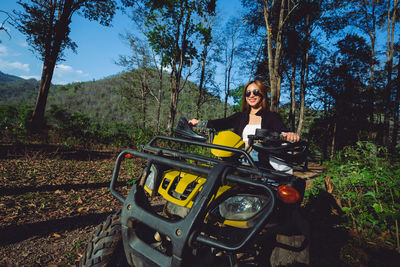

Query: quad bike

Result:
[79,118,310,267]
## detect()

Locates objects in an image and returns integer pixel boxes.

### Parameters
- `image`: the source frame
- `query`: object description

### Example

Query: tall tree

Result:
[319,34,371,153]
[13,0,117,130]
[121,2,168,134]
[391,50,400,152]
[262,0,299,112]
[117,35,154,132]
[383,0,399,146]
[195,10,216,118]
[123,0,216,133]
[295,0,321,135]
[221,17,242,118]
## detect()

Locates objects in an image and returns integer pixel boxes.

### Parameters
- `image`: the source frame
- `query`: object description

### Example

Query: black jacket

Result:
[206,109,288,137]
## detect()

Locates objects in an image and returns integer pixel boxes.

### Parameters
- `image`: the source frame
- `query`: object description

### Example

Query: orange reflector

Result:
[125,153,134,159]
[277,185,300,204]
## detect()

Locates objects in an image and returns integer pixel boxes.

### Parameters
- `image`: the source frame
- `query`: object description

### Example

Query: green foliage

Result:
[308,142,400,248]
[14,0,117,61]
[230,85,244,112]
[0,103,155,148]
[0,104,33,138]
[47,105,155,148]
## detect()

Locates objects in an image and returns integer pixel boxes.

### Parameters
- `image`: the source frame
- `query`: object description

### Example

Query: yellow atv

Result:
[80,118,310,267]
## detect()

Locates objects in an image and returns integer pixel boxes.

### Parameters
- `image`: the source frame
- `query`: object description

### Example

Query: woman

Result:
[189,80,299,172]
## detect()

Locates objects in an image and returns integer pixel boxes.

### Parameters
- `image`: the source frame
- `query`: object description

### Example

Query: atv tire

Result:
[79,210,128,267]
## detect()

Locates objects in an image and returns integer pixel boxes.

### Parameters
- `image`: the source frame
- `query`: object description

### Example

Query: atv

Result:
[79,118,310,267]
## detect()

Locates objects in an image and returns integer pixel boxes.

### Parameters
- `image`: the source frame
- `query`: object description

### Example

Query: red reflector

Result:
[277,185,300,204]
[125,153,134,159]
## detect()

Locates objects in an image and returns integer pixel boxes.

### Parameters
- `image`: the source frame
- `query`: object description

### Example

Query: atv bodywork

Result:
[80,119,310,267]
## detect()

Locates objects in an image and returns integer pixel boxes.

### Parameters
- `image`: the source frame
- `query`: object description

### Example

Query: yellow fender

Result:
[211,131,244,157]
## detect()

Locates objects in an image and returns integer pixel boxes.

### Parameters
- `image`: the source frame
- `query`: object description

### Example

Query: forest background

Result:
[1,0,400,263]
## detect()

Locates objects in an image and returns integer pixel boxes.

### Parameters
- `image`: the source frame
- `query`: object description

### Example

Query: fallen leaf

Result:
[77,207,85,212]
[53,233,62,238]
[54,190,63,194]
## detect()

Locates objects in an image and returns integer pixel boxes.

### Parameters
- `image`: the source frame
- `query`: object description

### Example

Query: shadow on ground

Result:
[0,212,113,246]
[0,181,126,196]
[0,143,118,160]
[304,191,400,267]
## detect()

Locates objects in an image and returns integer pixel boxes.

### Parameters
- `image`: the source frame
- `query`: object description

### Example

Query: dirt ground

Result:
[0,144,134,266]
[0,144,399,266]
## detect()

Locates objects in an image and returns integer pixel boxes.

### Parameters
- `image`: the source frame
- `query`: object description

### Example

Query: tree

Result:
[317,34,371,154]
[383,0,399,147]
[123,0,216,133]
[221,17,242,118]
[195,15,215,118]
[391,50,400,152]
[117,35,154,132]
[121,2,168,134]
[13,0,117,130]
[262,0,300,112]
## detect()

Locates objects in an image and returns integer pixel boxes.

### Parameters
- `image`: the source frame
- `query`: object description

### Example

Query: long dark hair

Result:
[241,80,268,112]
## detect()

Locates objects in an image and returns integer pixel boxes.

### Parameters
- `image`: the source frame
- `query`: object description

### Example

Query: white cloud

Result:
[54,64,84,77]
[20,75,40,80]
[0,44,7,56]
[0,58,30,72]
[53,64,87,84]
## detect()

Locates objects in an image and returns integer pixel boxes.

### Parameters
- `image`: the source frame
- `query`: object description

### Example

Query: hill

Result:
[0,71,39,105]
[0,71,232,130]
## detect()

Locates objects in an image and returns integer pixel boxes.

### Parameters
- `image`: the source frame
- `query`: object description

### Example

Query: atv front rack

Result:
[142,135,293,178]
[110,148,277,267]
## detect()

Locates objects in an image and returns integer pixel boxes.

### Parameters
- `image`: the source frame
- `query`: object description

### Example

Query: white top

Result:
[242,124,261,142]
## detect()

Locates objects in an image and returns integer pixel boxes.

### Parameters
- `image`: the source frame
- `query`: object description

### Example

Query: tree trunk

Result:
[264,0,296,112]
[30,0,73,130]
[297,49,309,136]
[196,48,208,118]
[31,58,56,129]
[224,31,235,118]
[156,70,163,134]
[383,0,398,147]
[141,82,147,131]
[168,71,178,132]
[167,3,192,133]
[330,120,337,159]
[289,65,296,131]
[390,62,399,153]
[365,0,377,124]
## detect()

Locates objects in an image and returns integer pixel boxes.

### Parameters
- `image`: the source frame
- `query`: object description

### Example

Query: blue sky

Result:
[0,0,243,85]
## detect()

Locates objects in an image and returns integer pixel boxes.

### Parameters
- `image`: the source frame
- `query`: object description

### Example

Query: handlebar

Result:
[174,117,308,170]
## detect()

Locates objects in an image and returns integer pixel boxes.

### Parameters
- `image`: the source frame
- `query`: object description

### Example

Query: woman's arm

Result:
[267,112,300,142]
[189,112,242,131]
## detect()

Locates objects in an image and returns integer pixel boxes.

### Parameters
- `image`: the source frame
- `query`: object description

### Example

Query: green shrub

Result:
[0,104,33,138]
[308,142,400,249]
[0,104,156,148]
[46,105,155,148]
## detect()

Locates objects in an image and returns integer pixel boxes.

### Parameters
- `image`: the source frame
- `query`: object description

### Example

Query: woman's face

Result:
[245,83,262,109]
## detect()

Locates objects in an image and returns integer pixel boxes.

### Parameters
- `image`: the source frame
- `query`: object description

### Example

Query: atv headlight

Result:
[219,195,270,221]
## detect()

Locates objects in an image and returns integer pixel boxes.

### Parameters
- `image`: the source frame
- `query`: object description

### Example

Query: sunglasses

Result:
[245,89,260,97]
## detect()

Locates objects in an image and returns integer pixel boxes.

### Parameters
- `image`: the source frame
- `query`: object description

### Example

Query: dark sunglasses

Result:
[245,89,260,97]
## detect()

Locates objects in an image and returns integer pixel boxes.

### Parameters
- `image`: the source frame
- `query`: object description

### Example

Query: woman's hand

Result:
[281,132,300,142]
[188,119,200,126]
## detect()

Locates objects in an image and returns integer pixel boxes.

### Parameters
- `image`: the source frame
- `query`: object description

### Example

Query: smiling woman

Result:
[189,79,299,172]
